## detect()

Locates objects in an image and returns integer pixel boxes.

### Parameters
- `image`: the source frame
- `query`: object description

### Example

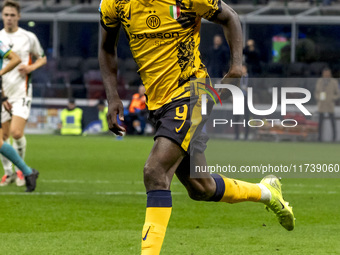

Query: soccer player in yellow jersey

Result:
[99,0,295,254]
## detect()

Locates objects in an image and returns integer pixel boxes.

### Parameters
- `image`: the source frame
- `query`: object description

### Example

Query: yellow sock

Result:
[141,207,172,255]
[141,190,172,255]
[211,174,261,203]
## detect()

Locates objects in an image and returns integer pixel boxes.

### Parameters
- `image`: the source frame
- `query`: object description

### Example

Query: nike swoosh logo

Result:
[127,7,131,20]
[142,226,151,241]
[175,120,186,133]
[279,200,285,209]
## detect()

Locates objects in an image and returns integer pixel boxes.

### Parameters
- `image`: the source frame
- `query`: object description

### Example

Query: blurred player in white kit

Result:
[0,0,46,187]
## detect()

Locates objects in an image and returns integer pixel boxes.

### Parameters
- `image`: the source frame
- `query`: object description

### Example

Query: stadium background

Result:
[1,1,340,254]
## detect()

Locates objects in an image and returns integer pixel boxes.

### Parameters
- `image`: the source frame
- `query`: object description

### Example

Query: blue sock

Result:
[209,174,226,201]
[146,190,172,207]
[0,142,32,176]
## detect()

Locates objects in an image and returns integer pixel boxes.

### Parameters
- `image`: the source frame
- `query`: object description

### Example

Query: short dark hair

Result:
[2,0,20,14]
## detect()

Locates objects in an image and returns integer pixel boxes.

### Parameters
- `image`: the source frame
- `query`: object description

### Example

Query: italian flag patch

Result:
[170,5,180,19]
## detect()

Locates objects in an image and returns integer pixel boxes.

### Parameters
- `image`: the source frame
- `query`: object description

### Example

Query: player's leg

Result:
[0,117,15,186]
[175,151,264,203]
[176,150,295,231]
[175,153,215,200]
[10,115,27,160]
[1,120,11,141]
[141,136,185,255]
[0,128,38,192]
[10,114,28,186]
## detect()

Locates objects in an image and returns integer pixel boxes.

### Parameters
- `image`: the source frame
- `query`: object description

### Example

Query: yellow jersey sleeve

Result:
[191,0,221,20]
[99,0,120,29]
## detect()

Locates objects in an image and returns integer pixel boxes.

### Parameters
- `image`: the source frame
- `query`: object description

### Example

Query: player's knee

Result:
[11,129,23,140]
[143,164,169,190]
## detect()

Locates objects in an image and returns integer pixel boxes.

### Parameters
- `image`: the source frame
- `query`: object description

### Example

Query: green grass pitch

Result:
[0,135,339,254]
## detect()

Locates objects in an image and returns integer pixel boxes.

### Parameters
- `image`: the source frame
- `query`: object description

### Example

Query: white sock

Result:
[257,183,271,203]
[13,136,27,172]
[1,138,14,176]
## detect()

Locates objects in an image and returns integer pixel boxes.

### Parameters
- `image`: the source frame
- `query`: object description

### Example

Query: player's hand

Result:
[2,99,12,113]
[18,65,32,76]
[219,67,242,100]
[107,98,126,136]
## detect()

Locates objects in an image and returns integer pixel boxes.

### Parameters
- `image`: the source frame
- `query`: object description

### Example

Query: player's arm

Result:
[0,51,21,111]
[18,33,47,75]
[0,51,21,76]
[18,55,47,75]
[211,2,243,78]
[209,2,243,99]
[98,26,126,136]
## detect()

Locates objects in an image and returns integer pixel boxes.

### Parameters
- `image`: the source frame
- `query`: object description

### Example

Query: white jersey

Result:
[0,27,45,99]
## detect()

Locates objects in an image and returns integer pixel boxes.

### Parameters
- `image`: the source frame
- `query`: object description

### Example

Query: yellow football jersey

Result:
[99,0,221,110]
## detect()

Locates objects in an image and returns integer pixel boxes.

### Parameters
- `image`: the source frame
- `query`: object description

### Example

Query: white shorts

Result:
[1,97,32,123]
